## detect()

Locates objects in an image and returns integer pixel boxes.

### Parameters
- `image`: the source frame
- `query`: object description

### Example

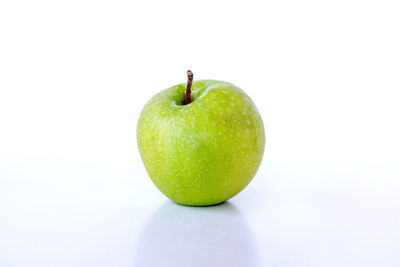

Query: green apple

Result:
[137,71,265,206]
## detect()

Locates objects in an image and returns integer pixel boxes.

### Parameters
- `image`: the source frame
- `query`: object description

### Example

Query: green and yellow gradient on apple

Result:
[137,71,265,206]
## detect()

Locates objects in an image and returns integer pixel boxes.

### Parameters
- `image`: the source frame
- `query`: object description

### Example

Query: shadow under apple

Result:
[134,201,259,267]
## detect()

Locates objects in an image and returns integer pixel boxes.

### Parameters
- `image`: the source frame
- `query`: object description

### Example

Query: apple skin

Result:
[137,80,265,206]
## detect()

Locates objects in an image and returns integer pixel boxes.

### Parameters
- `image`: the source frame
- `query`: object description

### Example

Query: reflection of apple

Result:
[135,202,259,267]
[137,71,265,206]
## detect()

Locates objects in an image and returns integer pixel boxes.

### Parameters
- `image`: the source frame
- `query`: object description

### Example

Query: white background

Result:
[1,0,399,266]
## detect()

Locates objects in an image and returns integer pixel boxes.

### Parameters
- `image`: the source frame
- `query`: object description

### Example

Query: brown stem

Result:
[185,70,193,104]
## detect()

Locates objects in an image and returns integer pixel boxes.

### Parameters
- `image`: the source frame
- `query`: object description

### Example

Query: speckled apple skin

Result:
[137,80,265,206]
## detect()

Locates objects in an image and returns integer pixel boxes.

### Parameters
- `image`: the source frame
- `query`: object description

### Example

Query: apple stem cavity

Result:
[185,70,193,105]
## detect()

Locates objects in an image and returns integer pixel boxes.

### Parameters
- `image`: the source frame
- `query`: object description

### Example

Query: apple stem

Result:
[185,70,193,104]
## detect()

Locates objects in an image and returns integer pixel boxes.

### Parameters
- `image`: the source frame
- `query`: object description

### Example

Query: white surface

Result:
[1,0,400,266]
[1,160,399,266]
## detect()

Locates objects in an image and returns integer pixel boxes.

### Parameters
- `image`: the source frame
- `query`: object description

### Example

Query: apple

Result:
[137,71,265,206]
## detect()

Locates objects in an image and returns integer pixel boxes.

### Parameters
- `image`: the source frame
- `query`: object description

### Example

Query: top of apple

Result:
[137,71,264,144]
[143,70,251,108]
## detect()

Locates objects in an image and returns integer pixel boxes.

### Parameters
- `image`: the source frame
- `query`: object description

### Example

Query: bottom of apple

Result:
[171,199,227,207]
